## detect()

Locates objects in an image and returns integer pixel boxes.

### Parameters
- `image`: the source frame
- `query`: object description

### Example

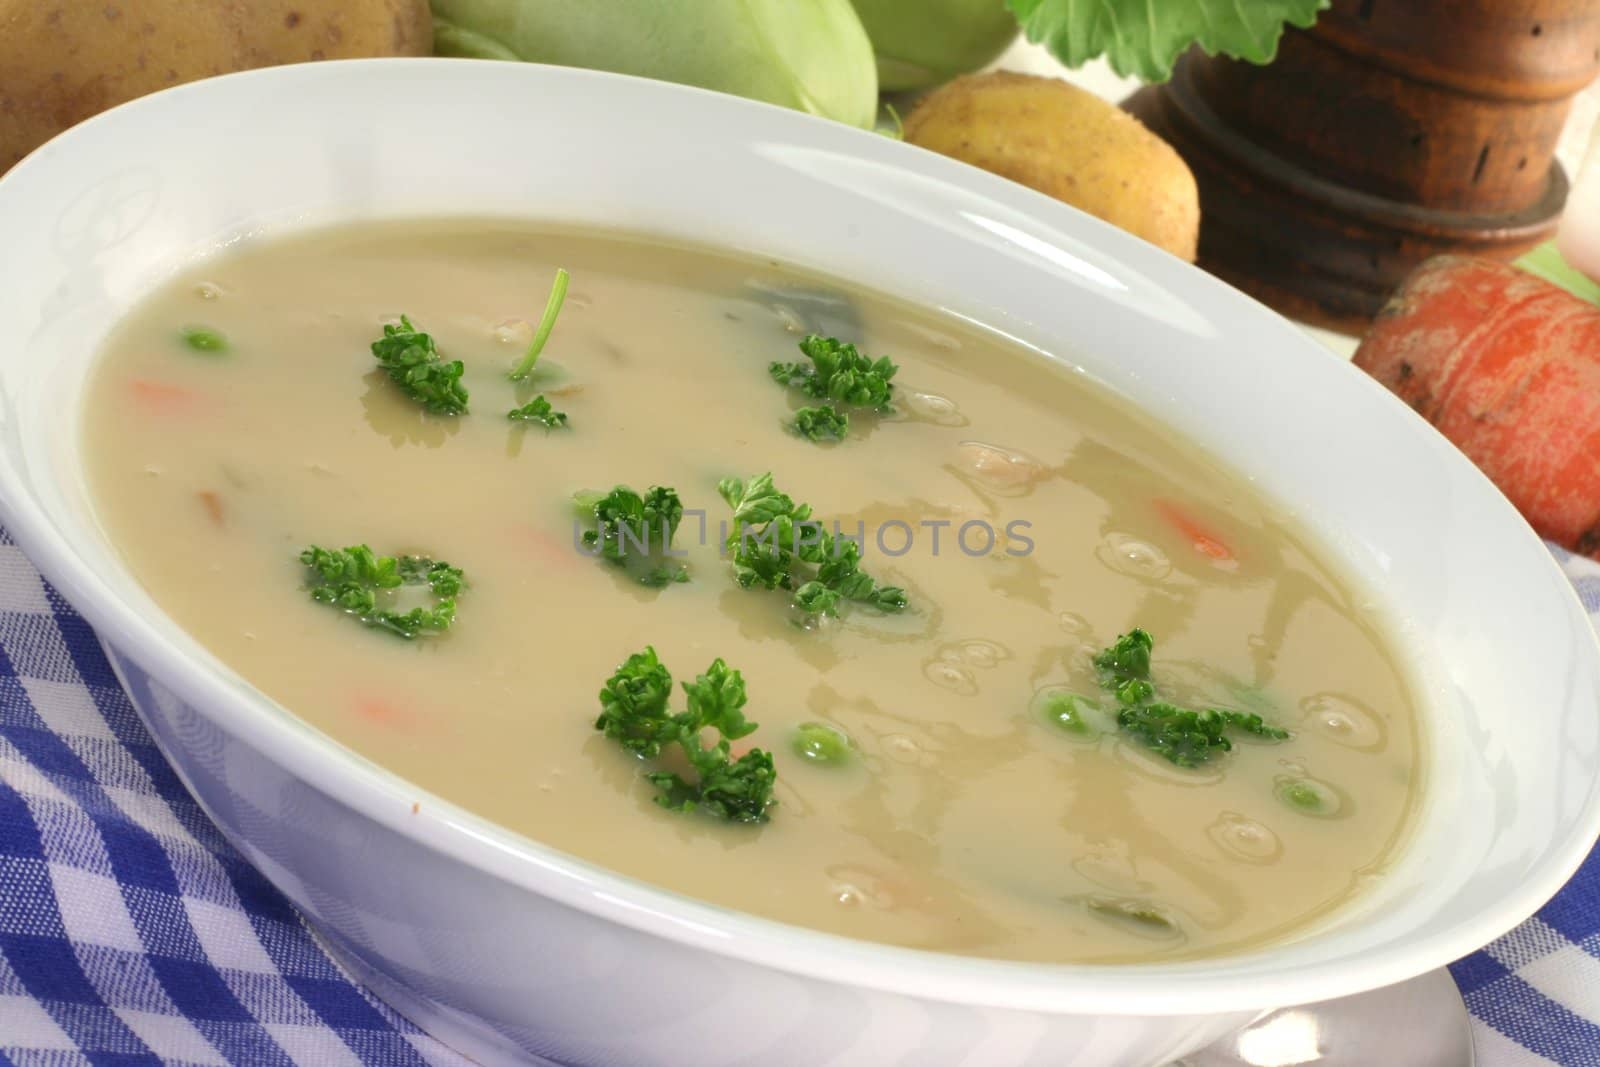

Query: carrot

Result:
[1354,256,1600,560]
[353,696,416,732]
[129,378,202,415]
[196,490,225,527]
[512,523,573,568]
[1154,499,1235,563]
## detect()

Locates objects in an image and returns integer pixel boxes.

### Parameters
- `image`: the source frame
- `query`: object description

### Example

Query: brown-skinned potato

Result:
[904,72,1200,262]
[0,1,432,174]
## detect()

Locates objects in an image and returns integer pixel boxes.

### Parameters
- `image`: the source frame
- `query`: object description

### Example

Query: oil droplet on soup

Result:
[901,389,967,427]
[1208,813,1284,865]
[80,221,1425,965]
[1096,532,1174,583]
[1301,691,1388,751]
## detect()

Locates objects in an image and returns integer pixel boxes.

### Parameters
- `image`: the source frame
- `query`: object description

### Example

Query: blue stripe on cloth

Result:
[1,936,104,1008]
[1449,946,1511,995]
[69,947,185,1015]
[0,755,156,1062]
[144,956,296,1067]
[1462,972,1600,1067]
[0,781,46,859]
[283,976,437,1067]
[39,595,121,693]
[0,928,159,1061]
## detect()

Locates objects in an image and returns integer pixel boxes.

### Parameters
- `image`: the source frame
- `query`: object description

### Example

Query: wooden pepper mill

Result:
[1126,0,1600,334]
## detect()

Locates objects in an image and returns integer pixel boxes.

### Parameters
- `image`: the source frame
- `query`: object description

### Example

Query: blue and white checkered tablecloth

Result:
[0,523,1595,1067]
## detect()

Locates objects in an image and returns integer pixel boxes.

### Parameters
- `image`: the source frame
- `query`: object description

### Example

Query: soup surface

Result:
[83,221,1422,964]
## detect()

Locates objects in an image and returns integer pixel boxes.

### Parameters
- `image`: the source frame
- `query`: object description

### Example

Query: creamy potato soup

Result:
[83,221,1422,964]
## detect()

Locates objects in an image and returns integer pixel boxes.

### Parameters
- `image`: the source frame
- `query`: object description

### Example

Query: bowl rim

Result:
[3,57,1599,1018]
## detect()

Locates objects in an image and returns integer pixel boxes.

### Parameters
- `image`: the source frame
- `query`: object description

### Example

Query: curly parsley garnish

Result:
[1092,629,1288,767]
[371,317,469,416]
[595,647,776,823]
[576,485,689,587]
[791,405,849,442]
[770,334,898,442]
[771,334,898,409]
[508,395,568,428]
[718,472,907,622]
[300,544,463,638]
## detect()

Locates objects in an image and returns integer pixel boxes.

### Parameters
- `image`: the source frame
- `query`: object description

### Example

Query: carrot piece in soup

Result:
[1154,499,1235,562]
[196,490,225,527]
[353,696,416,732]
[514,523,573,568]
[129,378,201,415]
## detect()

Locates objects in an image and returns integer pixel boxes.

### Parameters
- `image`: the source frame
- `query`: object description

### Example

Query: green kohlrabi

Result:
[431,0,879,129]
[848,0,1019,90]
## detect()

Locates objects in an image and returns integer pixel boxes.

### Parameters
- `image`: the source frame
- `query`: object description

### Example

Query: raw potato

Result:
[0,1,432,174]
[904,72,1200,262]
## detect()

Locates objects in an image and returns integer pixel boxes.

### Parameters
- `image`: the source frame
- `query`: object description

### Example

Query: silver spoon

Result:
[1174,968,1475,1066]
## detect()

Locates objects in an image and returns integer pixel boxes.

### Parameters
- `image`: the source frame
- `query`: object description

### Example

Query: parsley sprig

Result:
[595,647,776,823]
[1092,629,1288,767]
[771,335,898,409]
[371,317,469,415]
[509,268,570,381]
[576,485,689,587]
[718,472,907,621]
[791,405,849,442]
[508,395,568,428]
[300,545,464,638]
[770,335,898,442]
